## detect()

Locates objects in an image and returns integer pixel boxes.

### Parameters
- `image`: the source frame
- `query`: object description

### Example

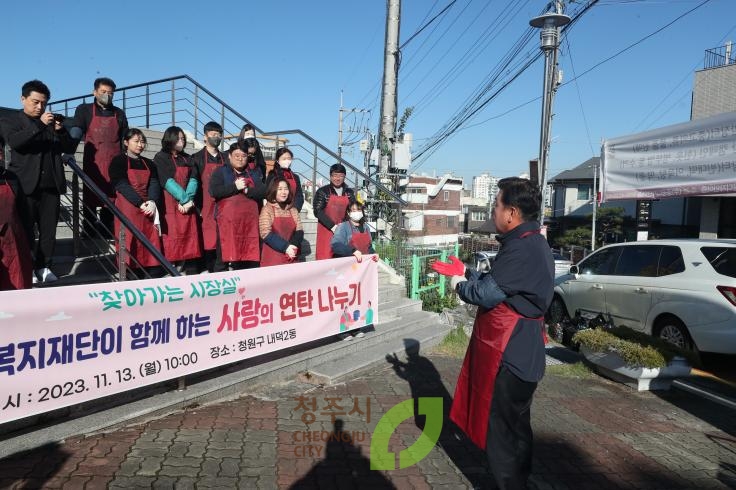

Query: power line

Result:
[563,36,596,156]
[400,0,458,50]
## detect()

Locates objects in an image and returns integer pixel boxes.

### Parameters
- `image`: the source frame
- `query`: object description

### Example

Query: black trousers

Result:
[486,364,538,490]
[26,188,60,269]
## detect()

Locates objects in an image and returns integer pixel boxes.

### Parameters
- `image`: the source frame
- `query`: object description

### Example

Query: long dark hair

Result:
[161,126,186,154]
[345,199,366,227]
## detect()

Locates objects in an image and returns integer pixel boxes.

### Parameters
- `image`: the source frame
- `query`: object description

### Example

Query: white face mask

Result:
[349,211,363,222]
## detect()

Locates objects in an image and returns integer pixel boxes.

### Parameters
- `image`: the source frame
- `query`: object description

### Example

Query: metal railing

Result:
[704,44,736,70]
[62,156,179,280]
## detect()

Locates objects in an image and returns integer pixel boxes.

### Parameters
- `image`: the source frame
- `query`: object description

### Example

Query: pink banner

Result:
[0,257,378,424]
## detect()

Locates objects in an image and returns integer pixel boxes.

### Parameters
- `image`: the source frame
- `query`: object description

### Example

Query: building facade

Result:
[401,174,463,246]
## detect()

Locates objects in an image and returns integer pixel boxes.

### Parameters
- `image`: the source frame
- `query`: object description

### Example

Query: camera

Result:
[52,114,65,123]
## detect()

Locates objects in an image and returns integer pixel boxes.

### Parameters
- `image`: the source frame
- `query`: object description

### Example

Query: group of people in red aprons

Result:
[107,124,374,279]
[0,114,375,290]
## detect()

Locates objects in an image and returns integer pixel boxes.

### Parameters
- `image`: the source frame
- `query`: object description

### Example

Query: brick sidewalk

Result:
[1,350,736,489]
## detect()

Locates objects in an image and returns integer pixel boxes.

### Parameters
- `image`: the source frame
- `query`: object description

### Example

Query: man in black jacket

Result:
[312,163,355,260]
[0,80,77,283]
[70,77,128,234]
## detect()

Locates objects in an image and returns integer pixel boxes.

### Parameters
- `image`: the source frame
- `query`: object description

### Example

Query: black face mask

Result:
[247,154,255,162]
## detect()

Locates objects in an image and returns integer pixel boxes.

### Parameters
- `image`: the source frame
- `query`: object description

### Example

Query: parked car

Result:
[547,239,736,354]
[474,251,498,272]
[552,252,574,276]
[476,250,573,277]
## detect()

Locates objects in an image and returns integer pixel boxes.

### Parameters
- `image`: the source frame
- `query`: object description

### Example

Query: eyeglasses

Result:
[230,154,247,161]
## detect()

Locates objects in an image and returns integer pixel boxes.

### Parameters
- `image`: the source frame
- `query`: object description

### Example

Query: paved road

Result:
[1,349,736,489]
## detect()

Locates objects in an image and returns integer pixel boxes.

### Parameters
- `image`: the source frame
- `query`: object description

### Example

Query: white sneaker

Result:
[38,268,58,283]
[339,334,353,341]
[32,272,39,285]
[354,331,365,338]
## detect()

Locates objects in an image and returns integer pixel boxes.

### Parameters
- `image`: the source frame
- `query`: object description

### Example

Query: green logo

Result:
[370,397,443,470]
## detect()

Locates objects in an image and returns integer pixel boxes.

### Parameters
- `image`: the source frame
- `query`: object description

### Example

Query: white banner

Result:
[0,257,378,424]
[601,111,736,201]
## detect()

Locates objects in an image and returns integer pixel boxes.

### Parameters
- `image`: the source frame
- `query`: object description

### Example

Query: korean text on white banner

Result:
[0,257,378,424]
[601,111,736,201]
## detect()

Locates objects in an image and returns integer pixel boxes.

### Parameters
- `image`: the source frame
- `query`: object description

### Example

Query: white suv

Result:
[548,239,736,354]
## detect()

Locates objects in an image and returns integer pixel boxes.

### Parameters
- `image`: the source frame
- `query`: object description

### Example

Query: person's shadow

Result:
[386,338,495,489]
[289,419,396,489]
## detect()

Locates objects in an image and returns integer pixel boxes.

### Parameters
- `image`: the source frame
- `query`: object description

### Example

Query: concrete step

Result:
[305,311,450,385]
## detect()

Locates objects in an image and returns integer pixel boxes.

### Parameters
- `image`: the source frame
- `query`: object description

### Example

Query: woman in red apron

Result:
[209,143,266,271]
[153,126,202,273]
[265,148,304,212]
[313,163,355,260]
[259,178,304,267]
[0,167,33,290]
[109,129,163,277]
[331,200,375,261]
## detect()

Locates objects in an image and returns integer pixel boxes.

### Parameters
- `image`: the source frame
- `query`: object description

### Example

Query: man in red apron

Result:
[313,163,355,260]
[209,144,266,271]
[0,166,33,290]
[71,77,128,235]
[191,122,227,272]
[433,177,554,490]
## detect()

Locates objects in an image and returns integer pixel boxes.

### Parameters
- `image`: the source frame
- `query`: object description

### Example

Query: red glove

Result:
[431,255,465,277]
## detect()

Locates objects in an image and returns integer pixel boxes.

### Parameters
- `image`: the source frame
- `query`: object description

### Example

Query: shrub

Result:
[420,288,458,313]
[573,328,668,369]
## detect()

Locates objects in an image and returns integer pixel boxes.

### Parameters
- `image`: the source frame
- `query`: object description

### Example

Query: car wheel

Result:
[654,316,693,351]
[546,296,569,324]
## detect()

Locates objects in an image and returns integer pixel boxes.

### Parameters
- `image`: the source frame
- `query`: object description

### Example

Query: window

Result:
[444,190,450,201]
[614,246,660,277]
[701,247,736,278]
[658,246,685,276]
[578,247,621,275]
[447,216,456,228]
[577,184,592,201]
[408,188,424,194]
[471,211,487,221]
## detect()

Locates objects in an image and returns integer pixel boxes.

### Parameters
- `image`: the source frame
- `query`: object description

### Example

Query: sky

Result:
[1,0,734,188]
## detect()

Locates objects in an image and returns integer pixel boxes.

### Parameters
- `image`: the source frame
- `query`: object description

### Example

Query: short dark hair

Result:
[94,77,116,90]
[228,142,242,154]
[22,80,50,99]
[274,147,294,161]
[265,177,293,205]
[345,199,366,225]
[203,121,223,134]
[497,177,540,222]
[123,128,147,145]
[161,126,185,153]
[330,163,347,175]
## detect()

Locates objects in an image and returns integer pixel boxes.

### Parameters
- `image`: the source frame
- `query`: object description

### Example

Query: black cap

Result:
[330,163,347,175]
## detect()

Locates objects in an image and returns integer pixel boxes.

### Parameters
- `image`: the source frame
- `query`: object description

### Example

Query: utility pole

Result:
[337,92,370,164]
[591,161,598,250]
[378,0,401,185]
[530,1,570,225]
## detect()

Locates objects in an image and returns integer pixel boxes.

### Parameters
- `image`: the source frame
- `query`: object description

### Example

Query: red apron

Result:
[114,158,162,268]
[348,225,371,254]
[162,158,202,261]
[216,177,260,263]
[281,169,298,197]
[450,229,546,450]
[201,152,224,251]
[316,192,349,260]
[83,104,120,206]
[0,182,33,290]
[261,209,297,267]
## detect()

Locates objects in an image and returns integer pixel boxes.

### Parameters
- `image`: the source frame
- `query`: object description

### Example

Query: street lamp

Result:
[530,4,570,225]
